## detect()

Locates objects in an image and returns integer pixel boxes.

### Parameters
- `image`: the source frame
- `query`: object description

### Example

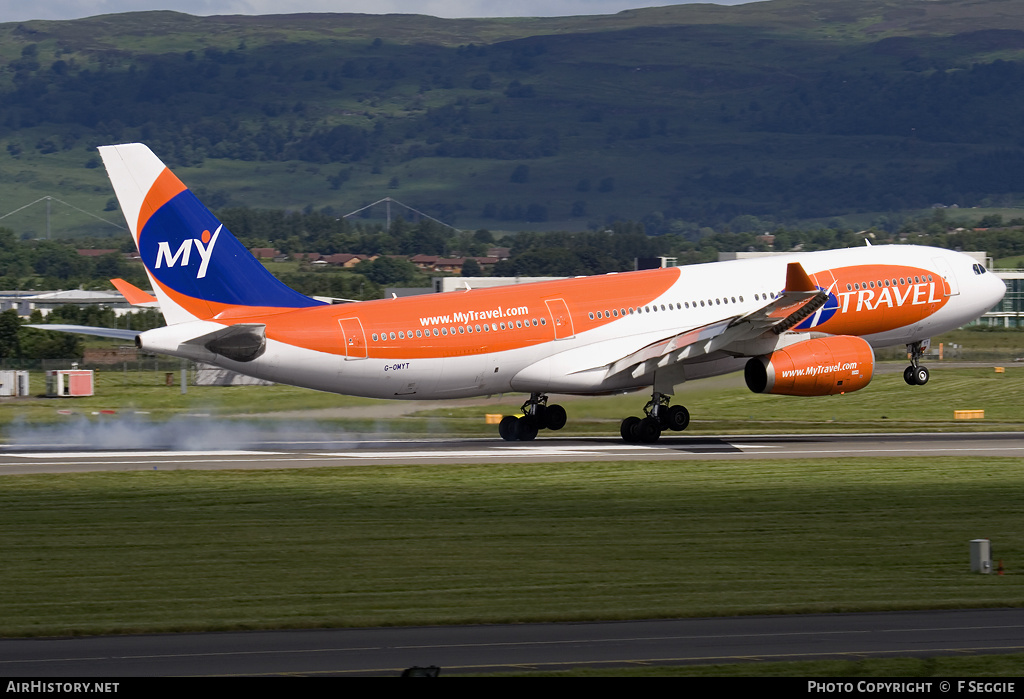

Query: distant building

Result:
[249,247,281,260]
[410,255,499,274]
[75,249,119,258]
[322,253,370,268]
[0,289,135,318]
[386,275,566,298]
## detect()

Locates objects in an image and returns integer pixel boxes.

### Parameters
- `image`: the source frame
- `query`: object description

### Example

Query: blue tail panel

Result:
[139,188,324,310]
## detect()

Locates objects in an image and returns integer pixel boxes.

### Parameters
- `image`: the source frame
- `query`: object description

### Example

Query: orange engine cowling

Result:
[744,335,875,396]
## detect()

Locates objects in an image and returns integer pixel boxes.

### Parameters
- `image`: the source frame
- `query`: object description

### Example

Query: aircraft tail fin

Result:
[98,143,324,325]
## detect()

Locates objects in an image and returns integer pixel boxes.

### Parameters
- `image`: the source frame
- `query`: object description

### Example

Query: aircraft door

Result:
[545,298,575,340]
[931,256,960,296]
[338,317,367,359]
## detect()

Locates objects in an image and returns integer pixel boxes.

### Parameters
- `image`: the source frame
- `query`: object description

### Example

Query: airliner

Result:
[38,144,1006,443]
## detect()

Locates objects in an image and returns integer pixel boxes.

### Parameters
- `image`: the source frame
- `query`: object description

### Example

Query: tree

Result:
[19,327,82,361]
[461,258,482,276]
[0,310,20,359]
[509,164,530,183]
[354,256,423,285]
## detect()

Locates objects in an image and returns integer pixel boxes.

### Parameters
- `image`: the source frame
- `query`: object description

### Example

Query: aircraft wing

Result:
[25,278,163,342]
[603,262,827,381]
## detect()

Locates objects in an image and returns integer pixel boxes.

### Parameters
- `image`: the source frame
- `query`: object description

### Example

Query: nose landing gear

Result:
[904,340,930,386]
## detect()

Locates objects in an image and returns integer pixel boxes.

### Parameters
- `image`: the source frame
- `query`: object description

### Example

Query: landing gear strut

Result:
[903,340,930,386]
[498,393,567,441]
[620,391,689,443]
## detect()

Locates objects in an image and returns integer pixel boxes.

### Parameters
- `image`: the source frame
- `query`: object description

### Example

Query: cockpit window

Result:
[972,263,988,275]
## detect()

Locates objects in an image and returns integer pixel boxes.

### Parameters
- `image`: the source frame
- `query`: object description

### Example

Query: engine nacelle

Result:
[744,335,874,396]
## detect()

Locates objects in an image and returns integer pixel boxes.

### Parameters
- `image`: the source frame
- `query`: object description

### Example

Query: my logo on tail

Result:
[154,225,222,279]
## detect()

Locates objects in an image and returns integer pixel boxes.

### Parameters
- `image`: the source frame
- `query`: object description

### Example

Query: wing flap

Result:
[603,262,827,381]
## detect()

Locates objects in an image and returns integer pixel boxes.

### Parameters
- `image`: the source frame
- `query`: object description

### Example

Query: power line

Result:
[0,196,127,236]
[342,197,459,232]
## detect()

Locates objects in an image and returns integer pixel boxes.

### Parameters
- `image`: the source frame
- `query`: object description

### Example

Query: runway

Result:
[3,432,1021,676]
[2,608,1023,676]
[1,431,1023,474]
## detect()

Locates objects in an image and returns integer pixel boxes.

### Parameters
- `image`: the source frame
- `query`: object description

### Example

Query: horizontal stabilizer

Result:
[25,324,139,341]
[110,278,159,307]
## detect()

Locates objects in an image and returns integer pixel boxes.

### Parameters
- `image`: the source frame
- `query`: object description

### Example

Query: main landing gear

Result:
[498,393,567,441]
[903,340,930,386]
[620,391,689,443]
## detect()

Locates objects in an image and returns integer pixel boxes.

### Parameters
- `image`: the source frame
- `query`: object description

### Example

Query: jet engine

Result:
[744,335,874,396]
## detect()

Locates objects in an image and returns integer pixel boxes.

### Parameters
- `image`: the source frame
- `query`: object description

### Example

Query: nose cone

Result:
[986,271,1007,309]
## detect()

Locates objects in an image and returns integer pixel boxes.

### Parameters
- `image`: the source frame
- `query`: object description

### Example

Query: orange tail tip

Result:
[110,278,158,306]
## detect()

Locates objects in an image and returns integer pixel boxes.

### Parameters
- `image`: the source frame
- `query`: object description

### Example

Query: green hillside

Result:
[4,0,1024,237]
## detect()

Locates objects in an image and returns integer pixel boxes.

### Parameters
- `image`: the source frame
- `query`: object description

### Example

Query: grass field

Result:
[3,363,1024,674]
[3,361,1024,440]
[0,456,1022,638]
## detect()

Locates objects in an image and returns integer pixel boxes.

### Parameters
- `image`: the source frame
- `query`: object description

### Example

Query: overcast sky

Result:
[0,1,752,24]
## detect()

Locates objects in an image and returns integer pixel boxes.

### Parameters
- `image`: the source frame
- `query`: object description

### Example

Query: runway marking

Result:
[216,643,1024,676]
[322,448,648,459]
[11,450,283,459]
[9,623,1021,666]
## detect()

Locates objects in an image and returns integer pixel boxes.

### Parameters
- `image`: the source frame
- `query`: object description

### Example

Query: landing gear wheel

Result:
[903,366,916,386]
[637,417,662,443]
[914,365,930,386]
[664,404,690,432]
[498,415,519,441]
[620,416,641,443]
[544,404,567,431]
[516,416,539,441]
